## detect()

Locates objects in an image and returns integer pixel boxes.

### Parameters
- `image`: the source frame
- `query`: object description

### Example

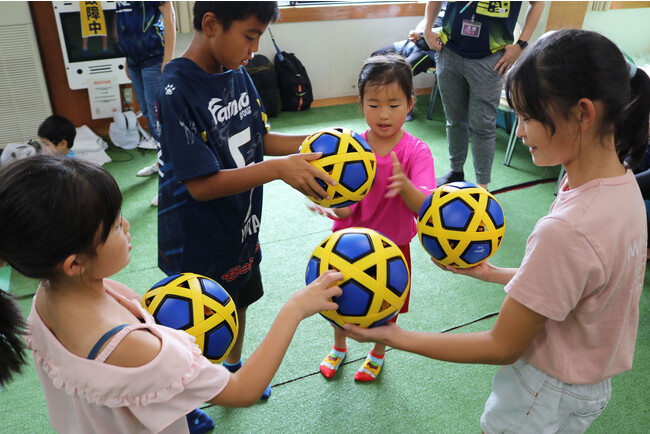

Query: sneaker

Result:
[138,137,159,150]
[436,170,465,186]
[405,110,414,122]
[151,194,159,207]
[137,164,158,177]
[186,408,214,434]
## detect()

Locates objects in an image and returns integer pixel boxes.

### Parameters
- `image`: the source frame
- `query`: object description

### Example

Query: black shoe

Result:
[405,110,414,122]
[436,170,465,186]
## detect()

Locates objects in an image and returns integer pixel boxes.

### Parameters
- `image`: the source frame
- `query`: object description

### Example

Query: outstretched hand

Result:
[431,257,494,281]
[288,269,343,319]
[307,202,341,220]
[279,152,336,201]
[342,321,401,345]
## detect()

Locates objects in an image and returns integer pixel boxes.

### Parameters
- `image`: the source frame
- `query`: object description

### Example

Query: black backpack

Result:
[269,29,313,112]
[244,54,281,118]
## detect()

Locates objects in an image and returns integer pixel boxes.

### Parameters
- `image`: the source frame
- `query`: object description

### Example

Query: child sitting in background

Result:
[0,155,342,434]
[38,114,77,157]
[343,29,649,432]
[310,53,436,382]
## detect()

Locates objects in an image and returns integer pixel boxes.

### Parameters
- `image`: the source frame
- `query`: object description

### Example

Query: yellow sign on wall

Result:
[80,1,106,37]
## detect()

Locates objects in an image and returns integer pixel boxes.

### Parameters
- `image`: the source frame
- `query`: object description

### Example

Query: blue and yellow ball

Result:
[417,182,505,268]
[305,227,410,328]
[300,127,376,208]
[142,273,238,363]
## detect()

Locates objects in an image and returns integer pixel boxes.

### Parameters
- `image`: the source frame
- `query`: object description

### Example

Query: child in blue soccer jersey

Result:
[156,1,334,402]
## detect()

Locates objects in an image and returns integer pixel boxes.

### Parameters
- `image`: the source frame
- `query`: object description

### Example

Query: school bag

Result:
[245,54,281,118]
[269,29,313,112]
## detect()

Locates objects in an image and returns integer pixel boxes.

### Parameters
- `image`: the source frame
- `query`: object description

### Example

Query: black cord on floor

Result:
[490,177,556,195]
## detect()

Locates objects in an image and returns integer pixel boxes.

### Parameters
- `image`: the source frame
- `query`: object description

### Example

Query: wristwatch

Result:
[516,39,528,50]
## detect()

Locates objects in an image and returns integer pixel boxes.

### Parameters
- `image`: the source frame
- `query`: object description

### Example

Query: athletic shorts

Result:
[227,264,264,308]
[481,359,611,434]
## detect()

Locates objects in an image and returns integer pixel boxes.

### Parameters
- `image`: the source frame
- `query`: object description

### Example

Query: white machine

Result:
[52,1,129,90]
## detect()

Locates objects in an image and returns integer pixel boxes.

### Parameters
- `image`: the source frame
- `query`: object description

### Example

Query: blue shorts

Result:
[481,359,611,434]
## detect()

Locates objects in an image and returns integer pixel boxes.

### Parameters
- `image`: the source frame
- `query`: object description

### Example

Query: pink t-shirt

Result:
[506,170,646,384]
[333,130,436,245]
[25,279,231,434]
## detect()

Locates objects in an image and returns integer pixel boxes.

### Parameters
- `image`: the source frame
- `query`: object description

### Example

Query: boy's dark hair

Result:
[506,29,650,168]
[193,1,279,32]
[0,290,27,387]
[37,114,76,149]
[358,53,414,103]
[0,155,122,281]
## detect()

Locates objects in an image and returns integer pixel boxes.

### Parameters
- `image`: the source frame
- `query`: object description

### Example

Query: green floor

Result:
[2,98,649,433]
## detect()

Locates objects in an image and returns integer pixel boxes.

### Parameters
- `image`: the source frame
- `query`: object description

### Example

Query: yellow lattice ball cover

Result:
[305,228,410,328]
[417,182,506,269]
[142,273,238,363]
[300,127,376,208]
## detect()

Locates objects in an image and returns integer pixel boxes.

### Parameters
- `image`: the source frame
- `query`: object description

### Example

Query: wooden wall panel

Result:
[545,1,588,31]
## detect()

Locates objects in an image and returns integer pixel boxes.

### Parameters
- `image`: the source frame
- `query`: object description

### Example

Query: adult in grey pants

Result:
[424,1,544,190]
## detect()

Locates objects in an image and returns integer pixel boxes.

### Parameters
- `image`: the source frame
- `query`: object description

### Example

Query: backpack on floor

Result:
[269,29,313,112]
[245,54,281,118]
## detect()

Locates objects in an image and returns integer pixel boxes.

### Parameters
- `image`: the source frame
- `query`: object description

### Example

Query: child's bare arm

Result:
[208,270,343,407]
[263,132,308,156]
[184,153,335,202]
[385,152,428,213]
[343,295,546,366]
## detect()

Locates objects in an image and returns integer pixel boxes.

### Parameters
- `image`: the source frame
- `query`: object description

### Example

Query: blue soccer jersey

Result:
[115,1,166,70]
[157,58,269,291]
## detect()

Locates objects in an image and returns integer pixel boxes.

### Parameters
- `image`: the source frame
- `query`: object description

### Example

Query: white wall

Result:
[173,3,547,102]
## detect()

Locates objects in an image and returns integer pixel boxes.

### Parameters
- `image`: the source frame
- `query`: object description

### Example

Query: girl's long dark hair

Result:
[506,29,650,168]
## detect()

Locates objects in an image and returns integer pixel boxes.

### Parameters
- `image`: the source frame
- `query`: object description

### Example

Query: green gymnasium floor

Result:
[2,98,649,433]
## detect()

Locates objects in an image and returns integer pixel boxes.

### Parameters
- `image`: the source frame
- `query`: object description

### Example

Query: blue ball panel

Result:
[200,277,230,305]
[311,134,340,156]
[488,197,505,228]
[370,311,397,328]
[440,198,473,230]
[331,199,357,209]
[419,194,433,221]
[337,280,372,316]
[387,258,409,296]
[422,235,445,260]
[305,257,320,284]
[316,178,328,191]
[333,233,374,262]
[320,313,344,329]
[151,274,180,289]
[352,132,372,152]
[155,296,192,330]
[460,241,492,264]
[204,323,234,360]
[340,161,368,191]
[447,181,477,189]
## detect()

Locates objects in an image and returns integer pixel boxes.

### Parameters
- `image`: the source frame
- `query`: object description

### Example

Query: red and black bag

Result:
[269,29,313,112]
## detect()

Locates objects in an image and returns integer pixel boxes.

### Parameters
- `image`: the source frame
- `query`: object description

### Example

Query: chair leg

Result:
[503,114,518,166]
[427,76,438,120]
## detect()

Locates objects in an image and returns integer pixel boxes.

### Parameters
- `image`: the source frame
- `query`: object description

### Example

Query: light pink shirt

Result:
[506,170,646,384]
[333,130,436,245]
[25,279,230,433]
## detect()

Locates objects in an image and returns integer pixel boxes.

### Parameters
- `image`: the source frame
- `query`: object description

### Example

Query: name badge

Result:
[461,19,482,38]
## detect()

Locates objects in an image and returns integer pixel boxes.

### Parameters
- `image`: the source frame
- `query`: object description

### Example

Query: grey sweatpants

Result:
[436,48,504,185]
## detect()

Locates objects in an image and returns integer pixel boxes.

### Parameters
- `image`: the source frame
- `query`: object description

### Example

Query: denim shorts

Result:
[481,359,611,434]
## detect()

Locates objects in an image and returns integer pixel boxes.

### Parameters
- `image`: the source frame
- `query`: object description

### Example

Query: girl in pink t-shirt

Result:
[310,53,436,382]
[343,30,650,432]
[0,155,342,434]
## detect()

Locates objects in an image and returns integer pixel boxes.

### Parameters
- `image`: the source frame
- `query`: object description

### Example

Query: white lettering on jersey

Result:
[208,92,250,125]
[228,128,252,168]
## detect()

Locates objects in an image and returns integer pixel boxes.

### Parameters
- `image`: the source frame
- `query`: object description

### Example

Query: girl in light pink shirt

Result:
[0,155,343,434]
[310,54,436,382]
[343,29,650,432]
